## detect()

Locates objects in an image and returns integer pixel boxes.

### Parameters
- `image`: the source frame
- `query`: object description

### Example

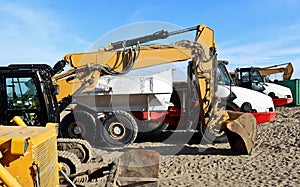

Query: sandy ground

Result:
[79,106,300,186]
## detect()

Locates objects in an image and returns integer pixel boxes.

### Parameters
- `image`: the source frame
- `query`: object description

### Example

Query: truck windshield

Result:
[217,64,232,85]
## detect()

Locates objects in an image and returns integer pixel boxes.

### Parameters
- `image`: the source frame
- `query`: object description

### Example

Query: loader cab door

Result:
[1,75,48,126]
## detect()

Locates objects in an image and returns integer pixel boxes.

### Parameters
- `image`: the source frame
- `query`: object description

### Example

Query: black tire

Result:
[59,111,97,145]
[268,92,276,99]
[101,111,138,147]
[241,102,252,112]
[139,121,169,133]
[57,138,93,163]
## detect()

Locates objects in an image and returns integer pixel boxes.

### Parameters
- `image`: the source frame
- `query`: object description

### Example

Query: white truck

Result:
[75,69,174,146]
[73,60,276,145]
[216,61,276,124]
[126,60,277,125]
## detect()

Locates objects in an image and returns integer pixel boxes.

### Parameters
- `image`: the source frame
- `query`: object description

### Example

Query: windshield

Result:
[6,77,40,110]
[217,63,232,85]
[250,69,263,82]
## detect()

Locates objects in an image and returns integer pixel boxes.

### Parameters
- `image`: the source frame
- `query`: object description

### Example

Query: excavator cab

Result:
[0,65,59,126]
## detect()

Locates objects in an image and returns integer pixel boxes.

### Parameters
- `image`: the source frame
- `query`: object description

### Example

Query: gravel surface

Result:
[79,106,300,186]
[159,106,300,186]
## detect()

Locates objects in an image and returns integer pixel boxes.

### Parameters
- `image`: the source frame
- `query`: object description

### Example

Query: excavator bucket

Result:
[223,111,257,155]
[113,149,160,187]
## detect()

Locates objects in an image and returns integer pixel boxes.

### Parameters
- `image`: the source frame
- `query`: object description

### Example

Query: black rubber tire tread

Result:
[241,102,252,112]
[268,92,276,99]
[139,122,169,133]
[58,150,82,175]
[101,110,138,147]
[59,111,97,145]
[57,138,93,163]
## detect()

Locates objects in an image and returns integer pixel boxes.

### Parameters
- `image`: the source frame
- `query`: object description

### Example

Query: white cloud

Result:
[66,34,93,47]
[0,2,92,66]
[129,3,158,21]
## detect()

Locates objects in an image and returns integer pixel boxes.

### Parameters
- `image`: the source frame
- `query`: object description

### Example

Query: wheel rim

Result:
[61,162,71,175]
[67,122,86,138]
[107,122,126,140]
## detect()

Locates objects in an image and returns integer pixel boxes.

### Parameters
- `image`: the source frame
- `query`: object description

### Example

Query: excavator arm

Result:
[53,24,256,154]
[258,62,293,80]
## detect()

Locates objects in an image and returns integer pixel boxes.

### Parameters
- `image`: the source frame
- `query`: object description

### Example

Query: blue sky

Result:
[1,0,300,78]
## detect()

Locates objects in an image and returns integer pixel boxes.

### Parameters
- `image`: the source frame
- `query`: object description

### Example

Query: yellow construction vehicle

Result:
[258,62,294,81]
[229,62,293,81]
[0,23,257,186]
[0,124,60,187]
[0,119,159,186]
[52,24,257,154]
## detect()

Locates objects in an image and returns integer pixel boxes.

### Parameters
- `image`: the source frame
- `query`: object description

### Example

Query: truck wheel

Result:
[101,111,138,147]
[140,122,169,133]
[60,111,97,145]
[241,102,252,112]
[225,100,240,111]
[268,92,278,99]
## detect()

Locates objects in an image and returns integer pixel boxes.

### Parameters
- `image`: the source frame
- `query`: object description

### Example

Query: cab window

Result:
[6,77,41,126]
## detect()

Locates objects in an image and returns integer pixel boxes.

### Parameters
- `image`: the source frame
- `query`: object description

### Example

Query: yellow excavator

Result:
[0,24,257,186]
[257,62,294,81]
[53,24,256,154]
[229,62,293,81]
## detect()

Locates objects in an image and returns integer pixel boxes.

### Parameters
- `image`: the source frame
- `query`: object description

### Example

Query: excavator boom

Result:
[258,62,293,80]
[0,23,258,187]
[53,25,211,102]
[53,24,256,154]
